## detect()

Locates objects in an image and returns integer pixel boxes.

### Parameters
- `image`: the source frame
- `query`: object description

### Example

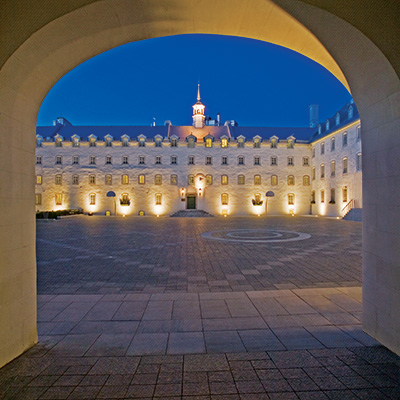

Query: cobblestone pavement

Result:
[2,216,400,399]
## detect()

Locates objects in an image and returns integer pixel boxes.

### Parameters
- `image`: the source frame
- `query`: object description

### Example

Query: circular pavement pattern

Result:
[201,229,311,243]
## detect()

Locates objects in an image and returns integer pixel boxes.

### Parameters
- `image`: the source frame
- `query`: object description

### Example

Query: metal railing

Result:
[341,199,354,216]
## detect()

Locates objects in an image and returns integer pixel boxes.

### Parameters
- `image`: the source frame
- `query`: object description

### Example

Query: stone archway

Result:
[0,0,399,367]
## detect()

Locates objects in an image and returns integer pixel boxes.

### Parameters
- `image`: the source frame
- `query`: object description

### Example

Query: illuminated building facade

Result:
[35,89,361,217]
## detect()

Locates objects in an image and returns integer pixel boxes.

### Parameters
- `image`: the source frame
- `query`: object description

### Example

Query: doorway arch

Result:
[0,0,399,367]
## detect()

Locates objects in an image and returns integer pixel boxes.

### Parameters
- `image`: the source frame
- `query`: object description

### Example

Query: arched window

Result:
[342,186,348,203]
[89,193,96,205]
[288,193,295,205]
[320,164,325,179]
[105,174,112,185]
[254,175,261,185]
[312,167,316,180]
[206,175,213,185]
[287,175,295,186]
[121,174,129,184]
[271,175,278,186]
[55,137,62,147]
[331,160,336,176]
[138,174,145,184]
[348,105,353,119]
[120,193,130,205]
[155,193,162,205]
[342,131,348,147]
[55,174,62,185]
[170,174,178,185]
[336,113,340,125]
[155,174,162,185]
[55,193,62,205]
[356,153,362,171]
[321,190,325,203]
[321,142,325,155]
[221,175,228,185]
[221,193,229,205]
[331,137,336,151]
[238,175,245,185]
[311,191,315,203]
[188,174,194,185]
[343,157,348,174]
[254,193,262,205]
[36,175,42,185]
[303,175,310,186]
[326,119,330,131]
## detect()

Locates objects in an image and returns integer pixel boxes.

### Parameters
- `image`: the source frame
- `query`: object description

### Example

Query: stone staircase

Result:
[342,208,362,221]
[170,210,214,217]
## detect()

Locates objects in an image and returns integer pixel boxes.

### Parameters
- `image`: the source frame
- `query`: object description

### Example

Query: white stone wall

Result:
[35,125,362,217]
[310,120,362,217]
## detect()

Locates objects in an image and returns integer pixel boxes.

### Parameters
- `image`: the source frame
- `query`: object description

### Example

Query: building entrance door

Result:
[187,195,196,209]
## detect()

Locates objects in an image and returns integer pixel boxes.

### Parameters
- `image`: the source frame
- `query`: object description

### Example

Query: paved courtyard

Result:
[2,216,400,399]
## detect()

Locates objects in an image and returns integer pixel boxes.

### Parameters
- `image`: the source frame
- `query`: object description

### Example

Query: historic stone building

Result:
[35,87,361,217]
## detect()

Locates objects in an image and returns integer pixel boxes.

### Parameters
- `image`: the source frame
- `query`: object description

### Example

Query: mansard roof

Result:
[229,126,314,142]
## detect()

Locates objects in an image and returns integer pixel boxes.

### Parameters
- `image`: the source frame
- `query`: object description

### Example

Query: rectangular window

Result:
[138,174,145,184]
[139,138,146,147]
[253,138,260,148]
[106,140,112,147]
[56,156,62,165]
[312,167,316,180]
[121,193,130,205]
[55,193,62,205]
[105,174,112,185]
[206,156,212,165]
[287,156,294,166]
[55,175,62,185]
[36,175,42,185]
[206,175,213,185]
[155,193,162,205]
[122,138,129,147]
[155,174,162,185]
[331,137,336,151]
[343,157,348,174]
[188,138,195,148]
[89,156,96,165]
[73,175,79,185]
[312,147,315,158]
[221,193,229,205]
[287,139,294,149]
[238,175,245,185]
[321,190,325,203]
[331,160,336,177]
[221,175,228,185]
[155,156,162,165]
[288,193,294,205]
[155,139,162,147]
[271,175,278,186]
[106,156,112,164]
[221,138,228,148]
[188,156,195,165]
[139,156,145,165]
[321,142,325,155]
[311,191,315,203]
[89,174,96,184]
[287,175,295,186]
[171,174,178,185]
[303,175,310,186]
[171,156,177,165]
[356,153,362,171]
[188,174,194,185]
[205,138,212,148]
[271,156,277,166]
[357,126,361,141]
[36,156,42,165]
[72,156,79,165]
[35,193,42,206]
[342,186,348,202]
[254,156,260,165]
[330,188,335,203]
[321,164,325,179]
[238,156,244,165]
[237,138,244,148]
[55,138,62,147]
[343,132,348,147]
[171,138,177,147]
[302,157,309,166]
[122,156,128,165]
[270,139,277,148]
[89,194,96,205]
[121,174,129,184]
[254,175,261,185]
[222,156,228,165]
[89,138,96,147]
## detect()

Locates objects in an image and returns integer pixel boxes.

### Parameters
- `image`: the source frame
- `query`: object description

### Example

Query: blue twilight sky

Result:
[37,34,352,128]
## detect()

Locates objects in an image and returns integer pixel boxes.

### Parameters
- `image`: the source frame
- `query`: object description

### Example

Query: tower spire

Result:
[192,83,205,129]
[197,83,201,101]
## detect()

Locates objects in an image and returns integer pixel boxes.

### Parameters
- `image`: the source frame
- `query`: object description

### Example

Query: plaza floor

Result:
[1,216,400,399]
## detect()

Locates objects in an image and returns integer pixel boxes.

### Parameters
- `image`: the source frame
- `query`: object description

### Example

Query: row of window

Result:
[312,127,361,157]
[36,173,312,187]
[35,192,297,207]
[311,154,362,179]
[40,136,296,149]
[311,187,348,204]
[36,155,311,167]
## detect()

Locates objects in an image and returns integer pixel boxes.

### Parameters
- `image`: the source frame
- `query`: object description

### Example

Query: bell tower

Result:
[192,84,205,129]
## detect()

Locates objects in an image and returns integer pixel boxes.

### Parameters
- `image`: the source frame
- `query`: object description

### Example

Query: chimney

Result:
[217,113,221,126]
[309,105,319,128]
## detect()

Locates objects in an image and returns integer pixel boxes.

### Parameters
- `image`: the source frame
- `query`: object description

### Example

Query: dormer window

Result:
[270,138,277,149]
[89,137,96,147]
[138,136,146,147]
[336,113,340,126]
[155,136,162,147]
[318,124,322,135]
[287,138,294,149]
[171,137,178,147]
[122,137,130,147]
[237,137,245,148]
[36,136,43,147]
[72,137,80,147]
[188,136,195,148]
[105,137,113,147]
[221,138,228,148]
[205,137,212,148]
[348,105,354,119]
[326,120,330,131]
[55,137,62,147]
[253,137,261,148]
